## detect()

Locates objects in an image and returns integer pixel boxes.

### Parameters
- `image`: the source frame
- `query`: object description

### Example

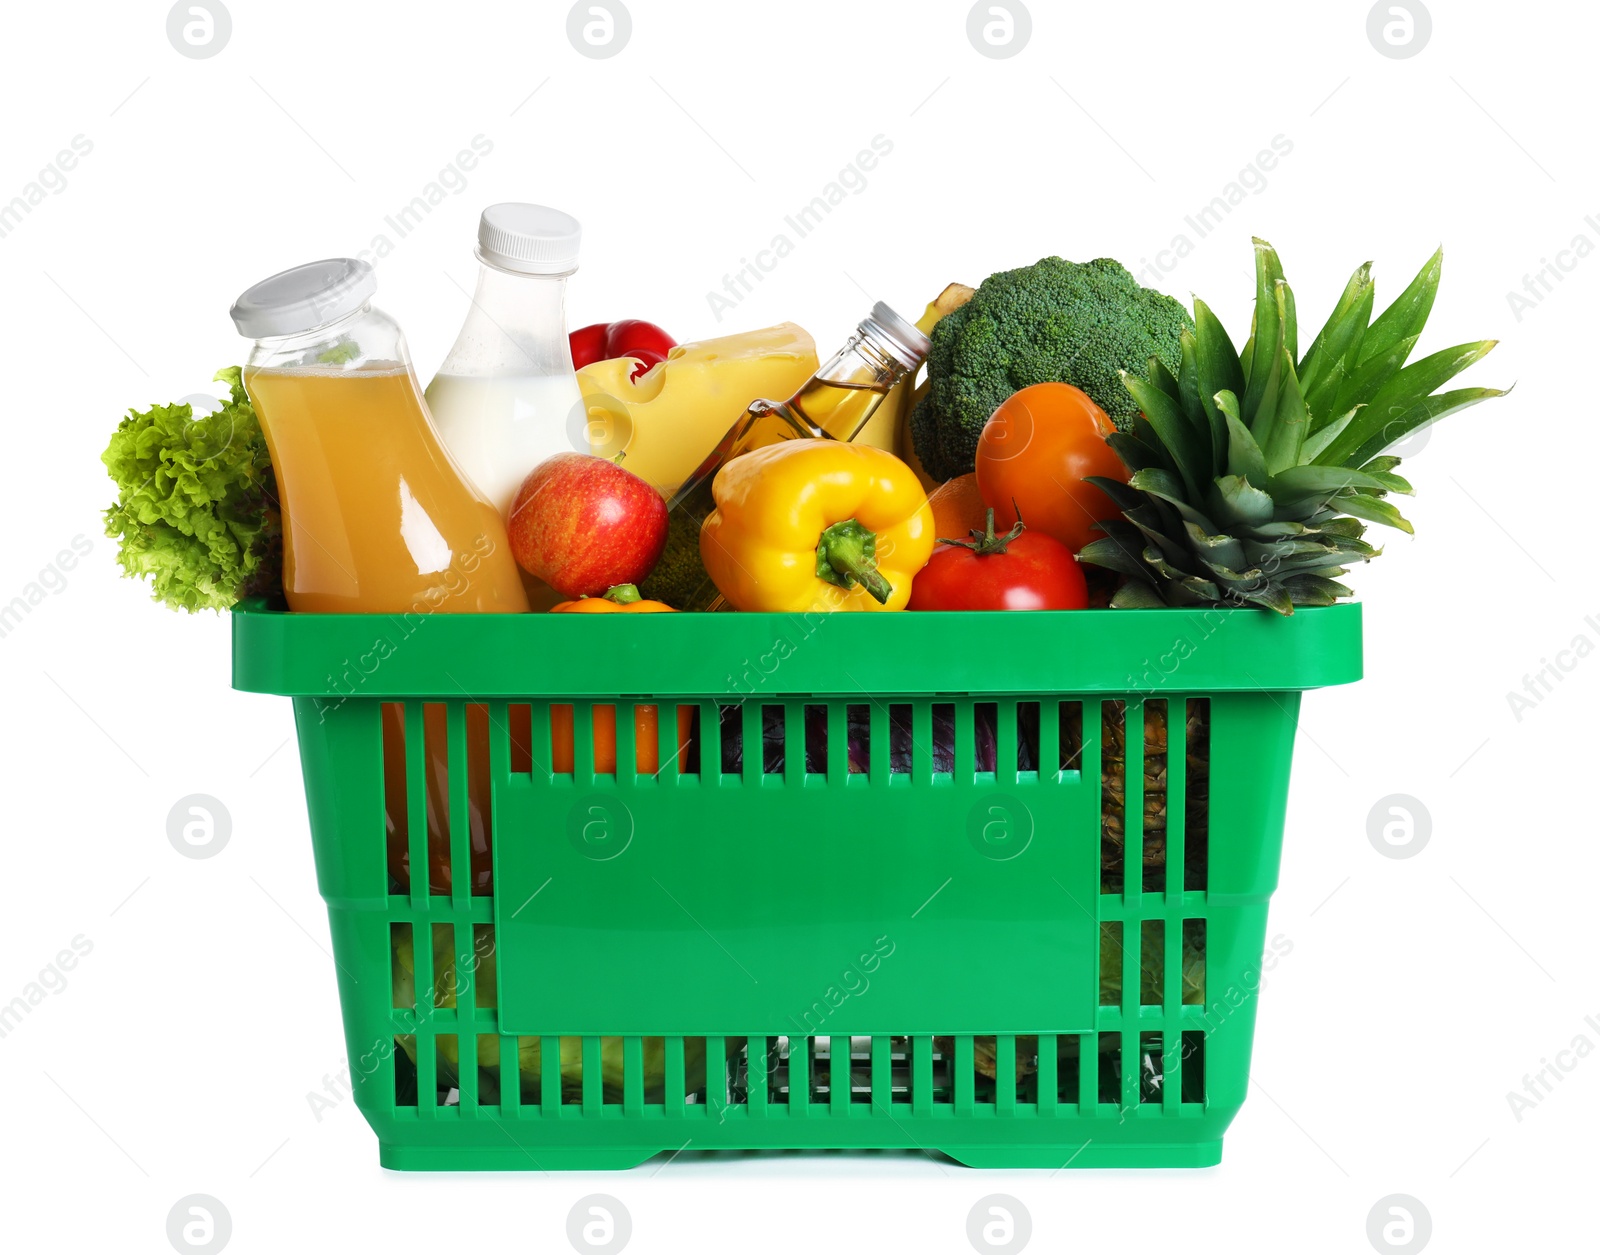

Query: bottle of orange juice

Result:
[230,257,528,615]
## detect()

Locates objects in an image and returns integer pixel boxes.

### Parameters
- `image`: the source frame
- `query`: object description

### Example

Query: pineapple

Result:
[1098,700,1209,895]
[1080,239,1505,613]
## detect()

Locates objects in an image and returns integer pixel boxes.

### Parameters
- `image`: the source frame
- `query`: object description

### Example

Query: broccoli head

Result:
[909,257,1193,482]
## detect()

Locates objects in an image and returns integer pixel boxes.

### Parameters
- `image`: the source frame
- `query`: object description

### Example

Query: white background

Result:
[1,1,1594,1252]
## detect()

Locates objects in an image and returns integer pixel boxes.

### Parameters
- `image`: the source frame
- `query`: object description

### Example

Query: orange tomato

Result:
[926,472,989,542]
[975,383,1129,555]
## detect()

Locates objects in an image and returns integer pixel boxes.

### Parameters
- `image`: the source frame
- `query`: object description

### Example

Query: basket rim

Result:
[230,598,1362,698]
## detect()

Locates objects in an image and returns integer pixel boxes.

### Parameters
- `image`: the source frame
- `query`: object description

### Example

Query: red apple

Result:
[509,453,668,598]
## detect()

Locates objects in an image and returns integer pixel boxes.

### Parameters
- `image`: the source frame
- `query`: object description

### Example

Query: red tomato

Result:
[908,512,1088,611]
[975,382,1129,555]
[603,319,676,360]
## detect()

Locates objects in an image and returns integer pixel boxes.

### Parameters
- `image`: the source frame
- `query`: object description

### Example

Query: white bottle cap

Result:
[230,258,376,338]
[476,203,582,275]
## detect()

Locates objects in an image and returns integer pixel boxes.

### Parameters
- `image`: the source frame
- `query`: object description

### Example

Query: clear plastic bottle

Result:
[231,257,528,615]
[425,203,586,517]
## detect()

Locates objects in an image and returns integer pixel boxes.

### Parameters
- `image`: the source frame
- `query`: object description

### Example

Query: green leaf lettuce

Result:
[102,367,281,612]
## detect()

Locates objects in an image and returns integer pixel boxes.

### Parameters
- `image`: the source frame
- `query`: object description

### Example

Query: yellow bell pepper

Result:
[700,440,935,613]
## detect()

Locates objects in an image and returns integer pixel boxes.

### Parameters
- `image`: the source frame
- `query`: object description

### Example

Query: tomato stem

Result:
[937,507,1027,556]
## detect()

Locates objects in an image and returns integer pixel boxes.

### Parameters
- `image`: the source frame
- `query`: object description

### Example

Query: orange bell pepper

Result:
[550,583,675,614]
[550,703,694,774]
[548,585,687,771]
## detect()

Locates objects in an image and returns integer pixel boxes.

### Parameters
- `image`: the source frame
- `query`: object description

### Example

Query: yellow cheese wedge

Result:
[576,323,819,497]
[576,323,819,496]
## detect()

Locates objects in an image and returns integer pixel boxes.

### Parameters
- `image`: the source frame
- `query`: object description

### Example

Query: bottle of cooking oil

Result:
[645,302,928,611]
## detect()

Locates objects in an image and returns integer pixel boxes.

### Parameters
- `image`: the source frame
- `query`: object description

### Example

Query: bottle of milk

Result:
[425,203,586,517]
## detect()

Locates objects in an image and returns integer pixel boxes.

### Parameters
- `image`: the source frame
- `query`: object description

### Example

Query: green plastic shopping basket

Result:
[232,600,1361,1170]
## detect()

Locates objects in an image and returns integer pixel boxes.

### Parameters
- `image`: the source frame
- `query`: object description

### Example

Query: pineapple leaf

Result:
[1127,510,1195,565]
[1301,405,1362,462]
[1265,551,1361,578]
[1242,240,1290,417]
[1216,390,1268,486]
[1319,515,1367,539]
[1080,529,1159,581]
[1318,530,1381,559]
[1182,518,1247,562]
[1358,469,1413,495]
[1085,517,1147,548]
[1269,464,1398,497]
[1121,369,1207,501]
[1266,465,1399,519]
[1261,346,1311,474]
[1360,455,1404,474]
[1246,534,1349,559]
[1084,474,1153,517]
[1147,353,1184,405]
[1249,520,1313,538]
[1336,489,1414,534]
[1121,415,1183,477]
[1127,465,1187,502]
[1255,240,1297,360]
[1321,343,1502,466]
[1193,298,1244,474]
[1245,336,1285,453]
[1145,550,1222,602]
[1335,387,1510,469]
[1211,474,1276,528]
[1279,280,1299,366]
[1110,581,1170,609]
[1283,574,1354,605]
[1330,333,1420,417]
[1360,245,1442,367]
[1106,430,1172,475]
[1128,468,1221,533]
[1299,261,1374,422]
[1238,579,1295,616]
[1175,334,1211,457]
[1246,537,1373,572]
